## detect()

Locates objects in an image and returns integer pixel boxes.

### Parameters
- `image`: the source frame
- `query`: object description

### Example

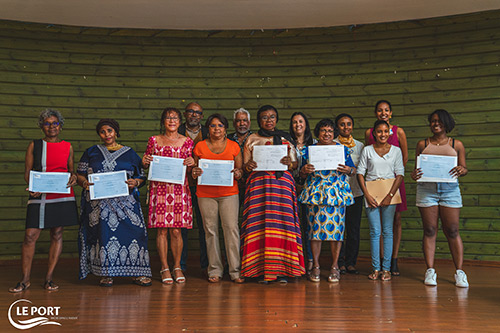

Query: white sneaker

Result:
[455,269,469,288]
[424,268,437,286]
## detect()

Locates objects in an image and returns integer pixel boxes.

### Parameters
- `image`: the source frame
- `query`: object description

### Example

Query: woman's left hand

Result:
[337,164,352,175]
[280,156,291,166]
[192,167,203,179]
[232,168,242,180]
[125,178,140,189]
[67,174,78,187]
[380,194,393,207]
[450,165,467,178]
[184,157,195,167]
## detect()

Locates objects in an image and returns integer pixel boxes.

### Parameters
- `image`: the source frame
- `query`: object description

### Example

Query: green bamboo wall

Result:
[1,10,499,261]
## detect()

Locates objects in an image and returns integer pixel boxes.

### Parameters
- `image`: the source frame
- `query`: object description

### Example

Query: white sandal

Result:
[173,267,186,284]
[160,268,173,285]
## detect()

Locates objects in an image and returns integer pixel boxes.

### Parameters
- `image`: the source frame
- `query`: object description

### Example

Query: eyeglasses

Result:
[43,121,60,127]
[261,115,276,121]
[209,124,225,128]
[319,129,334,134]
[185,109,203,116]
[165,117,179,121]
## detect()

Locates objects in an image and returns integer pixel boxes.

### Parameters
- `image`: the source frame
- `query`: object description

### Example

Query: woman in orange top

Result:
[192,114,244,283]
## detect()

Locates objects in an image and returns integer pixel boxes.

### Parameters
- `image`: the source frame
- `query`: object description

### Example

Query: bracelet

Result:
[135,179,140,187]
[389,192,394,197]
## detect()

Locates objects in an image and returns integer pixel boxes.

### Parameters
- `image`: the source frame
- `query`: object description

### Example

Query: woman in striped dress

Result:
[241,105,305,283]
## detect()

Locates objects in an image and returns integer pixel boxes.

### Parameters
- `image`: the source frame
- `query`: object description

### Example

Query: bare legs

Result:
[156,228,185,282]
[420,205,463,270]
[10,227,63,292]
[310,240,342,281]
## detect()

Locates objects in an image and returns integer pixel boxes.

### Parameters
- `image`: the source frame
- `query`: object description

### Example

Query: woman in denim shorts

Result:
[411,109,469,288]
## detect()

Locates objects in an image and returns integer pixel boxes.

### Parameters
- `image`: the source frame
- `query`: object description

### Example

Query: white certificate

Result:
[89,170,129,200]
[29,171,71,194]
[417,154,458,183]
[253,145,288,171]
[148,155,186,185]
[198,159,234,187]
[309,145,345,171]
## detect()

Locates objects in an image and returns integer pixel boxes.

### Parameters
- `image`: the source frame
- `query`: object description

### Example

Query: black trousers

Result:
[339,196,363,267]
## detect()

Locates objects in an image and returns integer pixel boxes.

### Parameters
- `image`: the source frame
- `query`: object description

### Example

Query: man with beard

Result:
[178,102,209,276]
[228,108,252,204]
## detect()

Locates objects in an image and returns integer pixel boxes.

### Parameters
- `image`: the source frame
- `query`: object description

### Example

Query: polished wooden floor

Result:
[2,257,500,332]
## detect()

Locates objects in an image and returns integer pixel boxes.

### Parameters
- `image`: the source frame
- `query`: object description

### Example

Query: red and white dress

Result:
[26,139,78,229]
[145,136,193,229]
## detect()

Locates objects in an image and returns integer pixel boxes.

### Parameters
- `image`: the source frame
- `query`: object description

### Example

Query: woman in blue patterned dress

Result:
[77,119,152,287]
[299,118,355,283]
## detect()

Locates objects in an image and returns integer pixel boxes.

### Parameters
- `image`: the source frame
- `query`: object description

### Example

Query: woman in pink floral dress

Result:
[143,107,195,284]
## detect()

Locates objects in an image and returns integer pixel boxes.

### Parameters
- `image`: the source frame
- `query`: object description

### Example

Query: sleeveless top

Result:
[421,137,457,156]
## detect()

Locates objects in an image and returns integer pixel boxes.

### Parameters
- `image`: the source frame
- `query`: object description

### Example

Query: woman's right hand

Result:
[142,155,153,168]
[411,168,423,181]
[365,194,379,208]
[245,160,257,173]
[82,179,94,191]
[26,189,41,198]
[300,164,315,176]
[192,167,203,179]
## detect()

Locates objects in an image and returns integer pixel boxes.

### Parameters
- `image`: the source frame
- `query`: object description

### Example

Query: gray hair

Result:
[38,108,65,128]
[233,108,250,121]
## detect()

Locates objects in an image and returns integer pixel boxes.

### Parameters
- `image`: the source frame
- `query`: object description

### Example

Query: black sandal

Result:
[43,280,59,291]
[99,277,113,287]
[391,258,400,276]
[9,281,31,293]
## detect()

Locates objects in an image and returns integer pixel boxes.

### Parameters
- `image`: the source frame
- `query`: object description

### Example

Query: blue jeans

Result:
[366,204,396,271]
[181,186,208,271]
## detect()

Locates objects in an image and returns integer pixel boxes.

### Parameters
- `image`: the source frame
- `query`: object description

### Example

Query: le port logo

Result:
[8,299,62,330]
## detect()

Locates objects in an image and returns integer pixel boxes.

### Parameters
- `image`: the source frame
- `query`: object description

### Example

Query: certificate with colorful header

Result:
[309,145,345,171]
[253,145,288,171]
[88,170,129,200]
[148,155,186,185]
[417,154,458,183]
[198,159,234,187]
[29,171,71,194]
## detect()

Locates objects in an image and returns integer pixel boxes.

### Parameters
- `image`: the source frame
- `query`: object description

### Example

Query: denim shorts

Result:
[416,182,462,208]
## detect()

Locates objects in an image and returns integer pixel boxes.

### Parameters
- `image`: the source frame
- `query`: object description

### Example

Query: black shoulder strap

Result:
[424,138,428,147]
[32,139,43,171]
[452,138,455,148]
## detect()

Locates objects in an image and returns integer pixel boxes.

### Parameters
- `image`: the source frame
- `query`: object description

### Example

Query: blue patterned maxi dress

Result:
[298,143,355,241]
[78,145,152,278]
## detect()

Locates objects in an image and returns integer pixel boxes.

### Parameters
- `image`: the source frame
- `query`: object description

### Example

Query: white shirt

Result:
[357,145,404,182]
[334,138,364,197]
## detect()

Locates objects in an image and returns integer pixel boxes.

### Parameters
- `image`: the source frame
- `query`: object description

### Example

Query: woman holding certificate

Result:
[411,109,469,287]
[143,107,195,284]
[10,109,78,293]
[365,100,408,276]
[289,112,316,275]
[298,118,355,283]
[241,105,305,283]
[191,114,244,283]
[357,120,404,281]
[77,119,152,287]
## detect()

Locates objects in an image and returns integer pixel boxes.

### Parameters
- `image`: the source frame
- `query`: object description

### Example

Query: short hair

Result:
[372,119,390,141]
[314,118,336,138]
[96,118,120,137]
[185,102,203,112]
[205,113,229,129]
[38,108,65,128]
[233,108,250,121]
[374,100,392,112]
[428,109,455,133]
[160,107,182,133]
[334,113,354,128]
[257,105,278,126]
[289,112,313,145]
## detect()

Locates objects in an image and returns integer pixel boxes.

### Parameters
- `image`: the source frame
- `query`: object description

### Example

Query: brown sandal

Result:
[309,266,320,282]
[208,276,221,283]
[9,281,31,293]
[328,267,341,283]
[381,270,392,281]
[44,280,59,291]
[233,277,245,284]
[368,270,380,280]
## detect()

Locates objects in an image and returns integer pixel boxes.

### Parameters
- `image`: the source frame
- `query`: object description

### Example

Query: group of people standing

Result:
[9,100,470,293]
